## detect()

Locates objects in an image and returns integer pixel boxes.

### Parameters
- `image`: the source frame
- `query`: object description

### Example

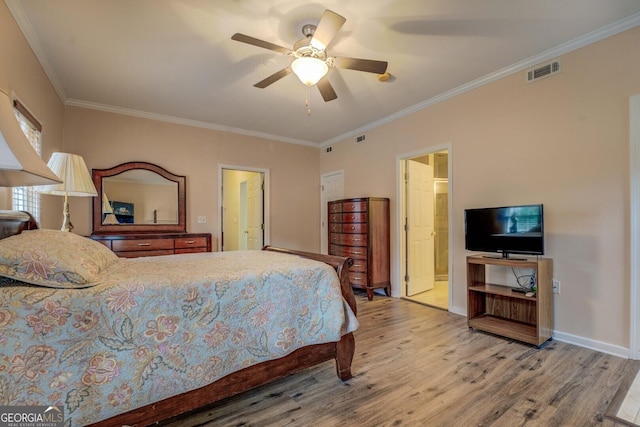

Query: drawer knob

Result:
[184,240,196,244]
[137,243,151,246]
[351,226,355,230]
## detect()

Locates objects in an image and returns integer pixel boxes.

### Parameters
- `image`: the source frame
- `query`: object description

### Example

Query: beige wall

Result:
[321,26,640,350]
[1,0,320,252]
[63,107,321,252]
[3,0,639,352]
[0,2,65,224]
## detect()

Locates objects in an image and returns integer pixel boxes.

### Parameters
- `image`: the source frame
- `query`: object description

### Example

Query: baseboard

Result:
[449,305,466,317]
[552,330,630,359]
[426,301,630,358]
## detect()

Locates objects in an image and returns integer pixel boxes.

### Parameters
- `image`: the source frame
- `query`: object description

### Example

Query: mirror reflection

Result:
[92,162,186,234]
[102,170,178,225]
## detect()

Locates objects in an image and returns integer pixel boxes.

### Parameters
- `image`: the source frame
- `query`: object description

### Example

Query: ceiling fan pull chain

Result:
[305,86,311,116]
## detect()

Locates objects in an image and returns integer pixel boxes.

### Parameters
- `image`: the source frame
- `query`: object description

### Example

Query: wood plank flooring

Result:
[162,292,637,427]
[404,280,449,309]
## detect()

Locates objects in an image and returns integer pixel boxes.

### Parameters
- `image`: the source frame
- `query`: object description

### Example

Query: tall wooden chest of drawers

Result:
[328,197,390,300]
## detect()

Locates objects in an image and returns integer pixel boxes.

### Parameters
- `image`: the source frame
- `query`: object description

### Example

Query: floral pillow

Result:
[0,229,119,288]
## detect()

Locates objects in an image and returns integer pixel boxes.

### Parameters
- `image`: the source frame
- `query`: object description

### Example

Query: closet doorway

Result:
[219,166,269,251]
[320,170,344,254]
[399,148,451,310]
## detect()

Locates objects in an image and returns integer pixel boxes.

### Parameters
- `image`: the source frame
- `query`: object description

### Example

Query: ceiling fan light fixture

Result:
[291,57,328,86]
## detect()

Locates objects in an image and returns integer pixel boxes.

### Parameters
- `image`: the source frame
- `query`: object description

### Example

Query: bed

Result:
[0,211,357,426]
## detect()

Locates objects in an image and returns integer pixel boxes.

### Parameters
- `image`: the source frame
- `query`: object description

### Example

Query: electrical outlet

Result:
[552,278,560,294]
[197,216,206,224]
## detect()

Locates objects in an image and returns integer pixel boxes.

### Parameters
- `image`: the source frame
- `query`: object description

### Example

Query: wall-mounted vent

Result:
[356,135,366,143]
[525,59,561,83]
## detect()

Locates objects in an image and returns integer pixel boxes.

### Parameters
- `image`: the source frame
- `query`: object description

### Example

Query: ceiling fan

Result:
[231,9,388,102]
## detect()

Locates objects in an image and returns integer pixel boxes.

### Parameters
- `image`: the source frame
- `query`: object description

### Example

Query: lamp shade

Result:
[291,57,329,86]
[101,192,119,224]
[0,89,63,187]
[36,153,97,197]
[102,192,114,214]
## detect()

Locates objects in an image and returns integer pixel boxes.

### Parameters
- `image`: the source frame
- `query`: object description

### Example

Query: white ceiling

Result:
[6,0,640,146]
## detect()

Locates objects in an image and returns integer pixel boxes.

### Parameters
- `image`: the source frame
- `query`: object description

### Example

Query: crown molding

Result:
[5,0,67,102]
[7,0,640,149]
[64,98,317,147]
[320,12,640,147]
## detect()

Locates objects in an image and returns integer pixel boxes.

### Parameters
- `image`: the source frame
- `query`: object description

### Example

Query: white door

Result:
[320,171,344,254]
[247,172,264,250]
[406,160,435,296]
[239,181,248,250]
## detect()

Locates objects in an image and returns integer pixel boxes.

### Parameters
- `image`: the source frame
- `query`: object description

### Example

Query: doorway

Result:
[220,166,268,251]
[320,170,345,254]
[630,94,640,360]
[399,149,450,310]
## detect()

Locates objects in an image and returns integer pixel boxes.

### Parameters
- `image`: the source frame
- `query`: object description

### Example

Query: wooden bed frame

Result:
[96,247,356,427]
[0,211,356,427]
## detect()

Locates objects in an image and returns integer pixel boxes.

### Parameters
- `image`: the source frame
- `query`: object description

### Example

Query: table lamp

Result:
[36,152,97,232]
[102,192,119,224]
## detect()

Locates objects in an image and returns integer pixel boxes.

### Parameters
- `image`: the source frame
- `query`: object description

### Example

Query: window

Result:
[11,99,43,223]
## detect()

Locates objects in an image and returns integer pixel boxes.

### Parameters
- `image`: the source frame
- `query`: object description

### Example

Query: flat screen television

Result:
[464,204,544,258]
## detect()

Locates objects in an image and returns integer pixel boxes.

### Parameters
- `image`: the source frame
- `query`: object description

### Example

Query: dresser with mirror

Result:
[89,161,212,257]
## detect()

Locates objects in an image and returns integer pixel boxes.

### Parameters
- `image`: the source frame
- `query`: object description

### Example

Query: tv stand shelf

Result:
[469,283,537,301]
[467,255,553,346]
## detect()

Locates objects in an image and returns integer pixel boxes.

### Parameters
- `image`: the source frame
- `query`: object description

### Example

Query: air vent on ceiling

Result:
[525,59,561,83]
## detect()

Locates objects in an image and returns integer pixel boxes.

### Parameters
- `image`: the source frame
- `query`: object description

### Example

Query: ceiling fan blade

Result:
[331,56,388,74]
[254,67,292,88]
[310,10,346,51]
[317,77,337,102]
[231,33,292,55]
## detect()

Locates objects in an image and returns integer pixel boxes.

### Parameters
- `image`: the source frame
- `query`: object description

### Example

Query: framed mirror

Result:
[92,162,186,234]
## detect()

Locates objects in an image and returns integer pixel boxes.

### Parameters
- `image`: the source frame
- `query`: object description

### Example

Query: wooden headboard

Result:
[0,210,38,239]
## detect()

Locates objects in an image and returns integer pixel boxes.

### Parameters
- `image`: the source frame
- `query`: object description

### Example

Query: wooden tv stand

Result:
[466,255,553,346]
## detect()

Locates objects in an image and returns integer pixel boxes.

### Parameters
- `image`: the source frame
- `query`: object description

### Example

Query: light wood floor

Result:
[404,280,449,309]
[163,292,637,427]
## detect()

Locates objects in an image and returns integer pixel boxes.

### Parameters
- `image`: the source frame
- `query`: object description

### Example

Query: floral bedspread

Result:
[0,250,358,426]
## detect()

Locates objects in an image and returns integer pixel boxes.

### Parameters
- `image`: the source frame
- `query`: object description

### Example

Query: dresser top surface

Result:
[329,197,389,203]
[90,232,211,240]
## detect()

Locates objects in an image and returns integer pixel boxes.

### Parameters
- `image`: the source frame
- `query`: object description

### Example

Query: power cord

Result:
[511,267,536,294]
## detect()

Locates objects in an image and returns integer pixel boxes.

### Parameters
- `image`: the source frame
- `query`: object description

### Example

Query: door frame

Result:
[630,95,640,360]
[218,164,270,251]
[396,144,453,307]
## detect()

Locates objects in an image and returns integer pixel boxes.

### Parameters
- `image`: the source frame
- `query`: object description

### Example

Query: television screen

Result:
[111,201,134,224]
[464,204,544,257]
